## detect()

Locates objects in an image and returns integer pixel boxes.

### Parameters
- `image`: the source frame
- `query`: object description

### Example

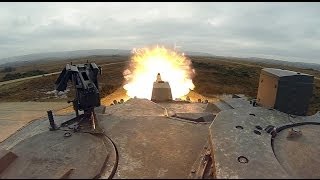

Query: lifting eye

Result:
[238,156,249,164]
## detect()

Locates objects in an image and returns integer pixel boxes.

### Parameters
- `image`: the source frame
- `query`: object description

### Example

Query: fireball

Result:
[123,46,195,99]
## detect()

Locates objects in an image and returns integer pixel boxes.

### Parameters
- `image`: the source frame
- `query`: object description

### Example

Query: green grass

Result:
[1,70,48,81]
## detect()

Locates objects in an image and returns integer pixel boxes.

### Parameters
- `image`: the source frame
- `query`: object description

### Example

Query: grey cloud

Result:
[0,2,320,64]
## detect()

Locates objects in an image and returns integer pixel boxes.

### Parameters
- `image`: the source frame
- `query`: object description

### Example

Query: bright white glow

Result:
[123,46,195,99]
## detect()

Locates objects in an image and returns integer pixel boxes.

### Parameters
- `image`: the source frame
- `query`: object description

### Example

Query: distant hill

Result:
[0,49,131,66]
[0,49,214,67]
[199,55,320,72]
[183,51,212,57]
[239,57,320,71]
[1,49,319,72]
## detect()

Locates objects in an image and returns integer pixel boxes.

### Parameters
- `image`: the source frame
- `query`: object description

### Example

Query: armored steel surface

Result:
[273,124,320,178]
[158,102,208,113]
[0,113,117,179]
[220,97,252,109]
[174,113,215,122]
[209,104,320,179]
[151,81,173,102]
[0,131,110,179]
[0,98,214,179]
[97,98,211,178]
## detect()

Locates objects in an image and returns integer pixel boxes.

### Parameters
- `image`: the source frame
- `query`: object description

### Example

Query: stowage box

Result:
[257,68,314,116]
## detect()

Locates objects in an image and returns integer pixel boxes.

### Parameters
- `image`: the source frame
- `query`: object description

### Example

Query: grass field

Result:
[0,55,128,102]
[0,55,127,81]
[0,55,319,115]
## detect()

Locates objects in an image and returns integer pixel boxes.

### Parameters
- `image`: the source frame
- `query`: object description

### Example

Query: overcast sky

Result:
[1,2,320,63]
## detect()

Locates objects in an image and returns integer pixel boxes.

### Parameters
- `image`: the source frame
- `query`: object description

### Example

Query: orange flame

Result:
[123,46,195,99]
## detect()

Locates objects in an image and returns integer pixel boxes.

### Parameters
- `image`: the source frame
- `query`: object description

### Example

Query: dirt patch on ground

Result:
[0,102,70,142]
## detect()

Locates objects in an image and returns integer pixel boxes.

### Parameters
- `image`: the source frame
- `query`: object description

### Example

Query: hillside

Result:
[0,49,131,67]
[0,49,212,67]
[0,55,319,116]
